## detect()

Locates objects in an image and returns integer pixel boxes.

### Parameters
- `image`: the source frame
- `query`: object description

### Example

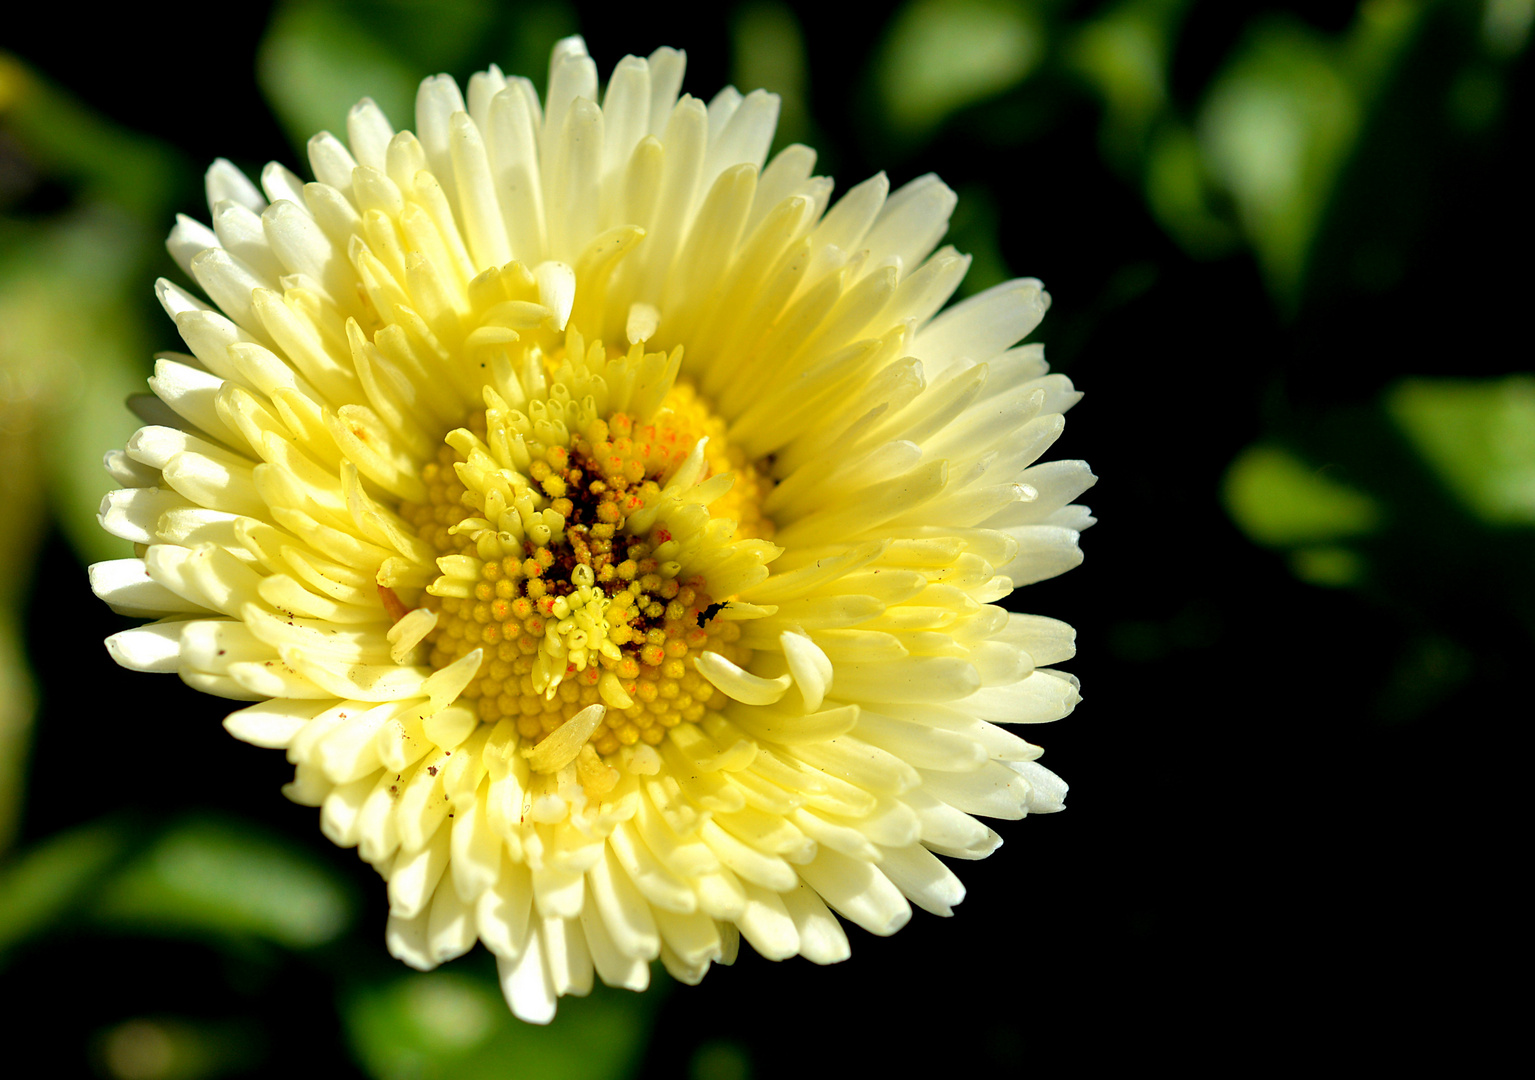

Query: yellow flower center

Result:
[399,374,774,782]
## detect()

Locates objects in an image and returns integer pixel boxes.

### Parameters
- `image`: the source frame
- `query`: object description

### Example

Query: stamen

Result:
[396,374,777,796]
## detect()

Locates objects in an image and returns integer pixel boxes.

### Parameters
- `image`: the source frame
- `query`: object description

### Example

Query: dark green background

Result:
[2,1,1525,1075]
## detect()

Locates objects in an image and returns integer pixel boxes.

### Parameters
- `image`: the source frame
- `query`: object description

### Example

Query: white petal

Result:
[205,158,266,215]
[796,847,911,936]
[426,879,479,965]
[735,881,800,961]
[388,827,451,919]
[694,651,791,705]
[780,883,850,964]
[780,629,833,713]
[497,934,556,1025]
[1011,760,1068,813]
[105,620,187,673]
[346,99,396,171]
[878,843,965,916]
[864,173,957,274]
[958,668,1081,724]
[223,698,334,749]
[90,558,206,617]
[385,909,434,971]
[914,277,1049,375]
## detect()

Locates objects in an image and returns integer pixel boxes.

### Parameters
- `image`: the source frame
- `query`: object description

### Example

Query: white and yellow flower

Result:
[91,38,1093,1022]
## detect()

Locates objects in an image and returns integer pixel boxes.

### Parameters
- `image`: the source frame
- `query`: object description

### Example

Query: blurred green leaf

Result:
[1068,0,1185,166]
[1224,444,1382,548]
[1068,0,1241,257]
[1196,3,1426,311]
[0,208,158,568]
[92,817,353,948]
[345,967,654,1080]
[0,56,179,845]
[1483,0,1535,56]
[339,0,497,76]
[96,1017,257,1080]
[258,1,422,149]
[0,53,182,222]
[1387,376,1535,526]
[1301,1,1522,313]
[258,0,579,151]
[1143,120,1238,258]
[0,616,33,853]
[691,1039,752,1080]
[0,820,130,958]
[1197,21,1358,308]
[1288,545,1366,588]
[1,55,178,569]
[732,1,811,150]
[874,0,1045,139]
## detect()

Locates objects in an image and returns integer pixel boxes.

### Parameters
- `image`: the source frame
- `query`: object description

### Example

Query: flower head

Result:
[92,37,1094,1022]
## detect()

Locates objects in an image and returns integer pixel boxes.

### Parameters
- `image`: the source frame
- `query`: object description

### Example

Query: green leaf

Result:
[0,614,33,852]
[345,965,656,1080]
[690,1039,753,1080]
[337,0,498,77]
[1068,0,1185,167]
[0,57,181,571]
[874,0,1046,139]
[1482,0,1534,57]
[97,1017,258,1080]
[1387,376,1535,526]
[257,2,421,151]
[1195,3,1426,312]
[1197,20,1359,309]
[0,820,131,958]
[0,208,153,569]
[1223,444,1382,547]
[1142,120,1239,258]
[257,0,579,151]
[91,817,353,948]
[0,54,182,222]
[732,1,812,151]
[1287,545,1366,588]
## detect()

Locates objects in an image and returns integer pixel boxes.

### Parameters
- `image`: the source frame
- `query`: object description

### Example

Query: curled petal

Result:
[694,650,791,705]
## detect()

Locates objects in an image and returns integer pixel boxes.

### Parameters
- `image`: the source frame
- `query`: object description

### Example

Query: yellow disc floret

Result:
[397,378,771,787]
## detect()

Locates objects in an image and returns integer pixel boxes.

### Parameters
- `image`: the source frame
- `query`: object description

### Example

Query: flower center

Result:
[398,375,774,782]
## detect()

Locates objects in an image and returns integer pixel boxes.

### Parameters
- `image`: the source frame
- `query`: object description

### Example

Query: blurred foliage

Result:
[0,55,179,854]
[0,0,1529,1076]
[0,818,128,957]
[259,0,580,148]
[92,817,353,948]
[258,2,423,147]
[0,815,352,956]
[344,965,654,1080]
[730,2,812,150]
[95,1017,261,1080]
[1228,447,1357,543]
[874,0,1047,138]
[1223,444,1380,584]
[0,57,175,572]
[1388,376,1535,525]
[689,1040,752,1080]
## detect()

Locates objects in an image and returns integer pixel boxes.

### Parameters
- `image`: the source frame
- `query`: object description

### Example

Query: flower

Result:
[91,37,1093,1023]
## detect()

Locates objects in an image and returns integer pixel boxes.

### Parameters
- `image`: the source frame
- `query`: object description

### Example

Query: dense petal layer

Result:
[94,36,1090,1022]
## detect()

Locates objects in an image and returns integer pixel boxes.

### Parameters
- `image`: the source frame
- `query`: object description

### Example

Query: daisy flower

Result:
[91,37,1093,1022]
